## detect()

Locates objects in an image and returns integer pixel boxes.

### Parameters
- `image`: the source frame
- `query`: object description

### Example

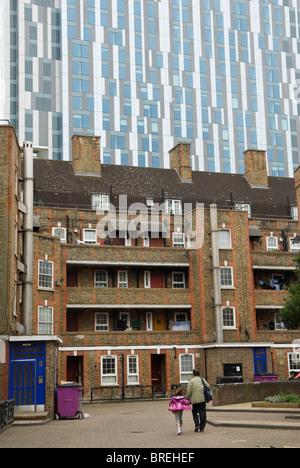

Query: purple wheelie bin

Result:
[55,383,83,420]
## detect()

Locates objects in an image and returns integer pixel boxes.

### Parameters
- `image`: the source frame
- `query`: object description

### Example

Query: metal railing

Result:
[90,385,167,402]
[0,400,14,429]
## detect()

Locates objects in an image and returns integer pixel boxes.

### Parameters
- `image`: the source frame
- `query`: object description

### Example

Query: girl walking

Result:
[169,387,192,435]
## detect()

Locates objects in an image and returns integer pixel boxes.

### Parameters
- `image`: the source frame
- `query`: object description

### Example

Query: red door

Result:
[151,272,164,288]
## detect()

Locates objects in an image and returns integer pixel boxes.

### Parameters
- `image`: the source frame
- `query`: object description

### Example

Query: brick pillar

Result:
[72,135,101,176]
[169,143,192,182]
[244,149,268,187]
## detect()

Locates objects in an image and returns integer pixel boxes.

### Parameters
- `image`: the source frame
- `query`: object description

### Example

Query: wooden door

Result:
[153,311,166,331]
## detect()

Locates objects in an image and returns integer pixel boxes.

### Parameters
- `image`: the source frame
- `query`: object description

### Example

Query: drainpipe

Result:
[210,204,223,344]
[22,141,34,335]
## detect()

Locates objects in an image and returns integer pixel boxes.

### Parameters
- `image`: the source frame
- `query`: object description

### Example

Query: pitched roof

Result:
[33,159,297,219]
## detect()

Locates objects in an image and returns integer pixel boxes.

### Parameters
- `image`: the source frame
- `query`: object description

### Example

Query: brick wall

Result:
[212,381,300,406]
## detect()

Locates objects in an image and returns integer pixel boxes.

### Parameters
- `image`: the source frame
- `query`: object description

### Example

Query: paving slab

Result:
[0,400,300,449]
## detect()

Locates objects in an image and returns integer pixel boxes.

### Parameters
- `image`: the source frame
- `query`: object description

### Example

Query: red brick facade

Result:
[1,128,300,413]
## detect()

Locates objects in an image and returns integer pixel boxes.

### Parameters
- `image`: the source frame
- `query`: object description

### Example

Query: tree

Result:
[280,255,300,329]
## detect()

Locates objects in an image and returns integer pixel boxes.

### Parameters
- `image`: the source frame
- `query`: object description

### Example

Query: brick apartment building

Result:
[1,124,300,416]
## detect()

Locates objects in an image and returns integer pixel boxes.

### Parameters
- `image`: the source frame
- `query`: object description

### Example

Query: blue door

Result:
[253,347,267,375]
[9,342,46,411]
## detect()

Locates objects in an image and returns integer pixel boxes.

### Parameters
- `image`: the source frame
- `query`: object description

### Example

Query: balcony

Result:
[255,290,289,308]
[252,251,296,270]
[66,287,191,308]
[64,245,190,268]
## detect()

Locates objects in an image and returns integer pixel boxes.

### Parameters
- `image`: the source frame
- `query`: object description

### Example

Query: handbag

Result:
[201,378,213,403]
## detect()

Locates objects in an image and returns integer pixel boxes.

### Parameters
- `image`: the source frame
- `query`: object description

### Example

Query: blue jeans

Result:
[192,402,207,431]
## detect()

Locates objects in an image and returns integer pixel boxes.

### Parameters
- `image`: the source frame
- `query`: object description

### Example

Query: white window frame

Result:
[119,312,130,329]
[266,236,278,251]
[175,312,188,322]
[143,236,150,247]
[38,306,53,334]
[146,312,153,331]
[179,354,195,384]
[91,194,110,211]
[125,233,132,247]
[83,229,97,244]
[220,267,234,288]
[290,237,300,253]
[274,312,287,330]
[101,355,118,386]
[166,199,182,215]
[173,232,185,248]
[52,226,67,244]
[290,206,298,221]
[94,270,108,288]
[218,229,232,249]
[234,202,251,217]
[172,272,186,289]
[118,270,128,288]
[127,355,140,385]
[144,271,151,288]
[38,260,54,290]
[222,306,236,329]
[288,352,300,377]
[95,312,109,331]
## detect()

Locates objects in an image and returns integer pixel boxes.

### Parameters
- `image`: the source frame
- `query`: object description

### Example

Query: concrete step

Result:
[13,412,51,426]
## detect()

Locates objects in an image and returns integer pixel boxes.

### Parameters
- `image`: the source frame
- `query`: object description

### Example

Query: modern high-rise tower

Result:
[1,0,300,176]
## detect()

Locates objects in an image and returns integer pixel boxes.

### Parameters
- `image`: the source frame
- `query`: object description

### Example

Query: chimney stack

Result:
[72,135,101,176]
[169,143,192,182]
[244,149,268,188]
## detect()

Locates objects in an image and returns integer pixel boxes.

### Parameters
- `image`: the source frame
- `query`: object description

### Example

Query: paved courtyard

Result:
[0,400,300,450]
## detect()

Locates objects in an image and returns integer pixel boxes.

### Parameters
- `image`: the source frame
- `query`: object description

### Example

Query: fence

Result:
[90,385,167,402]
[0,400,14,429]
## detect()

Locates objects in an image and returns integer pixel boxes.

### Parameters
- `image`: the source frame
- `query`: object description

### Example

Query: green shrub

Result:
[265,392,300,404]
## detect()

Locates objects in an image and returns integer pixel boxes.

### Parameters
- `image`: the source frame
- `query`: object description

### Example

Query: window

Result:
[118,271,128,288]
[38,260,54,289]
[290,237,300,253]
[234,202,251,217]
[83,229,97,244]
[290,206,298,221]
[146,312,153,331]
[288,352,300,377]
[91,194,110,211]
[101,355,117,385]
[95,313,109,331]
[179,354,194,383]
[38,306,53,334]
[173,233,185,249]
[222,307,236,329]
[52,227,67,244]
[274,313,286,331]
[95,271,108,288]
[127,355,139,384]
[266,236,278,251]
[119,312,130,329]
[175,313,188,322]
[220,267,234,288]
[218,230,231,249]
[166,199,182,215]
[172,272,185,289]
[144,271,151,288]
